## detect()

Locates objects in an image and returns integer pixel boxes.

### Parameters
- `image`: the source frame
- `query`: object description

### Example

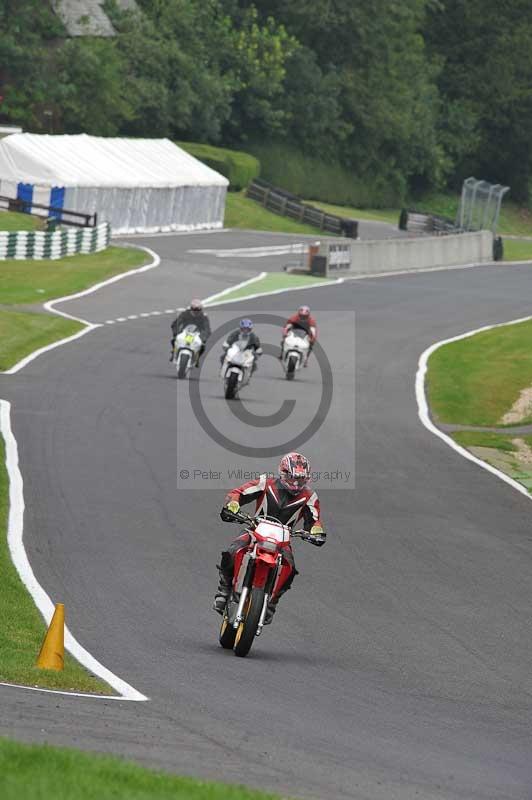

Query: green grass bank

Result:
[426,319,532,426]
[0,738,288,800]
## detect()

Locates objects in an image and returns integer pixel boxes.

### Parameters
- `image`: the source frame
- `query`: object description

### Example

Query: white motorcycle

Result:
[282,329,310,380]
[221,340,255,399]
[173,324,203,379]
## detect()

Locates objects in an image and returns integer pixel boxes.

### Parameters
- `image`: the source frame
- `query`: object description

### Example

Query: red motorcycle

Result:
[219,510,311,657]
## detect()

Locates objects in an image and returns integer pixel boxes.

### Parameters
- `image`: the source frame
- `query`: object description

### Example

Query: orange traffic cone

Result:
[36,603,65,671]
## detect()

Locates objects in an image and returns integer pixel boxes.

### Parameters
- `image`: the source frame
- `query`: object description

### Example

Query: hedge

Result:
[176,141,260,191]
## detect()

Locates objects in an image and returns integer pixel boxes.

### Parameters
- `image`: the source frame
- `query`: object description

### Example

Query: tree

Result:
[426,0,532,201]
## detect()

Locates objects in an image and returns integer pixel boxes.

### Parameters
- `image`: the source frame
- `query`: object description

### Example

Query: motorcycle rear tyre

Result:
[225,372,239,399]
[233,587,264,658]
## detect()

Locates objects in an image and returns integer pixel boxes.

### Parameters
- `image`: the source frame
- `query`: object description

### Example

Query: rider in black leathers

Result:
[170,299,211,364]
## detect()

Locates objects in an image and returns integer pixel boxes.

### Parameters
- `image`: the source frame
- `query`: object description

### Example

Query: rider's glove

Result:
[307,524,326,547]
[220,499,240,521]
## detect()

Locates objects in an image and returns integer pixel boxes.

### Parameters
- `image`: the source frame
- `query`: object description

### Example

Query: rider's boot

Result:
[213,569,232,614]
[263,597,278,625]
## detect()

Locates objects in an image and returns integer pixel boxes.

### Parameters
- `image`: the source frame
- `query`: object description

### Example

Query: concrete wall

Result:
[322,231,493,277]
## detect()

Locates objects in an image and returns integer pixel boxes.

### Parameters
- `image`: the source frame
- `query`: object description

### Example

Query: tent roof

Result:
[0,133,229,189]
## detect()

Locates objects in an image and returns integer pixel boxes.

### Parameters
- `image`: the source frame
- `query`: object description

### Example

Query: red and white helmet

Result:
[298,305,311,318]
[190,298,203,314]
[278,452,311,494]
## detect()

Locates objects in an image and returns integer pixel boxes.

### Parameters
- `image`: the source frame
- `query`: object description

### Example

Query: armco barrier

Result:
[313,231,494,277]
[0,222,111,260]
[246,178,359,238]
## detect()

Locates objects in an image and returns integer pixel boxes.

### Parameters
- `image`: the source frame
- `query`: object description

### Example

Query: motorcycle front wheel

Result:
[286,354,297,380]
[176,351,190,379]
[225,372,239,399]
[219,605,237,650]
[233,586,264,658]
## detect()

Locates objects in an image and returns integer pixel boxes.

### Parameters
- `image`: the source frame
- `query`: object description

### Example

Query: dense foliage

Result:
[0,0,531,204]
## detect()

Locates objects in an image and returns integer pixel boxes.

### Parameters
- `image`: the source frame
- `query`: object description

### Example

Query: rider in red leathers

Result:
[281,306,317,366]
[214,453,326,624]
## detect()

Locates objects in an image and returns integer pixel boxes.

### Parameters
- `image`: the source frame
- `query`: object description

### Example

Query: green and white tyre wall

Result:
[0,223,111,260]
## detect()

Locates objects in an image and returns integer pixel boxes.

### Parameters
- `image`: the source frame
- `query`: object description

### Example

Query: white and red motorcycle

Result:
[221,340,255,399]
[282,329,310,380]
[173,325,203,379]
[219,510,312,657]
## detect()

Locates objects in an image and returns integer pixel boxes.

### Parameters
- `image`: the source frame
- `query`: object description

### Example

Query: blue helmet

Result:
[239,318,253,332]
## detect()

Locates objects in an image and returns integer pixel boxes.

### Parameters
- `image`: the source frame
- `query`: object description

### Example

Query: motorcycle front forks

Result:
[233,554,281,634]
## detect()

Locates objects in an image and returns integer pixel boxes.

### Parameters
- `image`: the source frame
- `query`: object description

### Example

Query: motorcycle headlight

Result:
[258,540,279,553]
[185,335,194,344]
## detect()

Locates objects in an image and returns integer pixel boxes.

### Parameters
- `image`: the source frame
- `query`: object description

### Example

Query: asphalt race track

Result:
[1,230,532,800]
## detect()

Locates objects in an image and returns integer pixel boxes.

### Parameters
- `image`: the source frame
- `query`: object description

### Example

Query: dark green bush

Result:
[246,141,405,208]
[176,142,260,191]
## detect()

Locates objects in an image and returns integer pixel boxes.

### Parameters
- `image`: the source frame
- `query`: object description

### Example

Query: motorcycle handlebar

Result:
[222,510,310,540]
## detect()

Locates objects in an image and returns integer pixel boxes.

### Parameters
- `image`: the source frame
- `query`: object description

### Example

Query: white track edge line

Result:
[1,247,159,699]
[4,246,161,374]
[0,400,148,700]
[416,315,532,501]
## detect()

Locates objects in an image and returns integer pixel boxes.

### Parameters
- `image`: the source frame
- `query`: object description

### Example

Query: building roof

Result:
[0,134,228,189]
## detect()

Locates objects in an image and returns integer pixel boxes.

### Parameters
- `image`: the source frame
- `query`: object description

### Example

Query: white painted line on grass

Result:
[202,272,267,306]
[0,400,148,701]
[204,276,342,308]
[0,681,135,700]
[416,315,532,501]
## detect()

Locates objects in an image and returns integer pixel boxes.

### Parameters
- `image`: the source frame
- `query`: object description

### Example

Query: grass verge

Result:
[310,200,398,226]
[451,431,518,451]
[0,245,148,305]
[0,211,44,232]
[306,195,532,237]
[503,239,532,261]
[224,191,323,235]
[426,319,532,426]
[0,310,82,372]
[0,738,287,800]
[0,438,112,692]
[451,431,532,493]
[207,272,336,305]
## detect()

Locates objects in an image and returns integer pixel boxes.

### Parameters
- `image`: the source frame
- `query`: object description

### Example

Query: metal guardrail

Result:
[246,179,358,238]
[398,208,458,235]
[0,195,98,228]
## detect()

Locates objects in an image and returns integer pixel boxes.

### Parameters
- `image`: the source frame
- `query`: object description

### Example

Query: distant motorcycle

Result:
[173,325,203,379]
[219,510,311,657]
[221,340,255,399]
[282,329,310,380]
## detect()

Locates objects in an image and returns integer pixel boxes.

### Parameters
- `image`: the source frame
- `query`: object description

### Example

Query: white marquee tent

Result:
[0,133,229,233]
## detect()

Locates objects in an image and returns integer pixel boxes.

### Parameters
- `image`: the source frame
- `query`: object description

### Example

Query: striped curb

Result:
[0,223,110,260]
